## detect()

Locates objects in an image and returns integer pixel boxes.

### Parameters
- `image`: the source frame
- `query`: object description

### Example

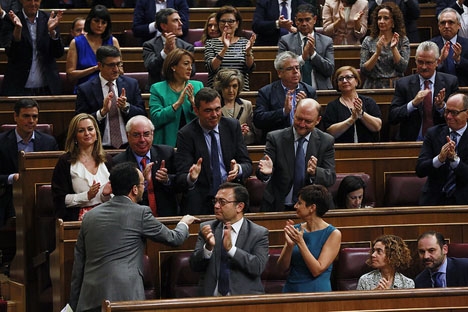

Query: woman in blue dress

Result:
[66,5,120,93]
[277,184,342,292]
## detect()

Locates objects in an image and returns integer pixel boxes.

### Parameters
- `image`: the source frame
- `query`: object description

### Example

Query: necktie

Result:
[293,137,306,202]
[218,225,230,296]
[140,157,158,216]
[432,271,444,288]
[421,80,433,137]
[280,1,288,36]
[442,131,458,198]
[107,82,123,149]
[209,130,222,196]
[301,37,314,87]
[447,42,456,75]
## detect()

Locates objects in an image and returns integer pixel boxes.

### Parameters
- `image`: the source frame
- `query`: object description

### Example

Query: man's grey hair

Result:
[274,51,299,71]
[415,41,440,60]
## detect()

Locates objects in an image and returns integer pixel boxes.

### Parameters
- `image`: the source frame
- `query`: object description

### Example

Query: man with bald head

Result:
[256,98,336,212]
[416,93,468,205]
[113,115,179,216]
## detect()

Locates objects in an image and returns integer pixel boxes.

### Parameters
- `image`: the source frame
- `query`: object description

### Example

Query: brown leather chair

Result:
[261,248,287,293]
[1,123,54,136]
[125,72,148,93]
[120,29,140,47]
[163,251,200,298]
[185,28,203,45]
[383,173,427,207]
[334,247,371,290]
[192,72,209,86]
[143,254,157,299]
[59,72,74,95]
[245,176,266,213]
[447,243,468,258]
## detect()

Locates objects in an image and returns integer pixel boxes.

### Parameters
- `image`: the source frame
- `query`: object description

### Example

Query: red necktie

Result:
[421,80,433,137]
[140,157,158,216]
[107,81,123,149]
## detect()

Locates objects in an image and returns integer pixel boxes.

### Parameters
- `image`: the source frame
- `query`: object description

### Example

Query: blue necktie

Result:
[432,271,444,288]
[218,226,230,296]
[442,131,458,198]
[293,137,306,202]
[280,1,288,36]
[209,130,222,196]
[447,42,456,75]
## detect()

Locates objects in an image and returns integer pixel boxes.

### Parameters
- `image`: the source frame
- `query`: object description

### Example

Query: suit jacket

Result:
[278,31,334,90]
[256,126,336,212]
[175,117,252,215]
[368,0,420,43]
[253,80,317,144]
[142,35,195,90]
[415,124,468,205]
[113,145,179,216]
[189,218,269,296]
[69,196,190,311]
[431,35,468,87]
[75,75,147,140]
[0,129,58,227]
[414,257,468,288]
[132,0,189,44]
[252,0,306,46]
[389,72,459,141]
[0,10,64,95]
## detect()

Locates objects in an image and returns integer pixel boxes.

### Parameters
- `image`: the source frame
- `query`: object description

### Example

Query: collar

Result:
[451,123,467,138]
[15,129,35,144]
[299,31,315,41]
[132,150,152,164]
[226,217,244,234]
[418,72,436,86]
[293,127,311,142]
[443,35,457,46]
[200,123,220,135]
[22,9,39,23]
[99,73,116,88]
[432,256,448,275]
[281,81,300,92]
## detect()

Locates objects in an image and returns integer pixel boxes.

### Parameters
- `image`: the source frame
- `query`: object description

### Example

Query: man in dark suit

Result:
[368,0,420,43]
[256,98,336,212]
[113,115,179,216]
[0,99,58,227]
[278,3,334,90]
[0,0,20,47]
[76,45,146,149]
[70,162,199,312]
[175,87,252,215]
[416,93,468,205]
[252,0,306,46]
[431,8,468,86]
[142,8,194,91]
[253,51,316,144]
[389,41,459,141]
[190,182,269,296]
[415,231,468,288]
[0,0,64,95]
[132,0,189,45]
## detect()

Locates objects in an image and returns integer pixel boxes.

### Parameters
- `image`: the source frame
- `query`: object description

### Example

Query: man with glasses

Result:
[190,182,269,296]
[175,87,252,215]
[256,98,336,212]
[254,51,317,144]
[389,41,459,141]
[431,8,468,86]
[113,116,179,216]
[76,45,146,149]
[416,93,468,205]
[142,8,194,91]
[278,3,334,90]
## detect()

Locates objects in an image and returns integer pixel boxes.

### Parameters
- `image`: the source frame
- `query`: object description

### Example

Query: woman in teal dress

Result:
[277,185,342,292]
[149,49,204,147]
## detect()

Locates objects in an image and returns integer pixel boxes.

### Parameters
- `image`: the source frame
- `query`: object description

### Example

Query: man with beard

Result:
[415,231,468,288]
[389,41,459,141]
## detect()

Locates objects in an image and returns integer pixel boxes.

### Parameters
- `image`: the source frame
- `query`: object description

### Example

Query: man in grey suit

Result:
[256,98,336,212]
[0,99,58,227]
[190,182,269,296]
[69,162,199,312]
[142,8,194,91]
[278,3,334,90]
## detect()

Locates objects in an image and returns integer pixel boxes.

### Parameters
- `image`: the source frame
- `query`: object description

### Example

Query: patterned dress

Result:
[357,270,415,290]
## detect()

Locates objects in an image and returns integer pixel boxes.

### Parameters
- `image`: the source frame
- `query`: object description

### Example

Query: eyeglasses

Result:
[102,62,123,68]
[282,65,300,72]
[219,19,236,25]
[444,108,468,116]
[212,198,238,207]
[338,75,355,82]
[130,131,152,138]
